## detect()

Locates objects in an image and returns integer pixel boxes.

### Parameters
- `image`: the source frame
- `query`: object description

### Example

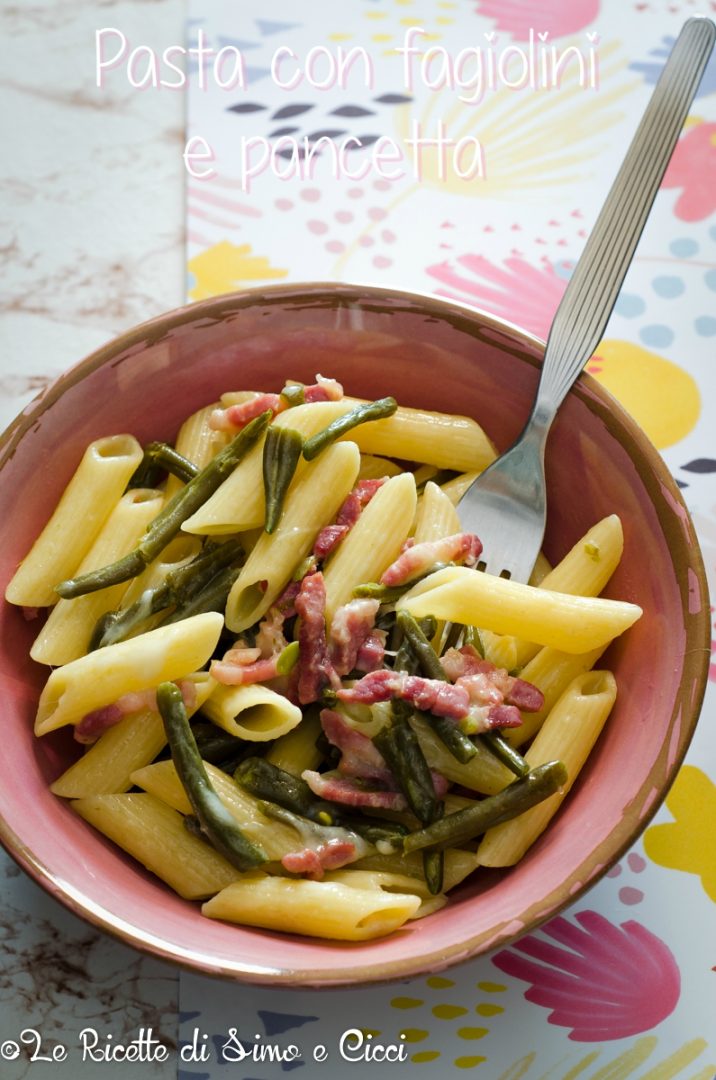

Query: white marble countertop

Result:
[0,1,185,1074]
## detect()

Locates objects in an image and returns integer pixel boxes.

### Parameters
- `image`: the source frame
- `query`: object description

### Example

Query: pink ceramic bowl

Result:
[0,284,709,985]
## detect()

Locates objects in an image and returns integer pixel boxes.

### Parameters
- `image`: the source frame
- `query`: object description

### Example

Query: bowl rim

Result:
[0,281,710,986]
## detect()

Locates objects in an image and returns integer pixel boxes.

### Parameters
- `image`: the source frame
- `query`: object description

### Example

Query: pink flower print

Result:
[475,0,600,40]
[428,255,567,341]
[492,910,680,1041]
[662,123,716,222]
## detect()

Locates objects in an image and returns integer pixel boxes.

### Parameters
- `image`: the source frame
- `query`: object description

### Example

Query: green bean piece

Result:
[302,397,398,461]
[165,539,244,602]
[192,722,247,766]
[235,757,325,820]
[91,582,172,650]
[352,582,408,605]
[480,732,530,778]
[276,640,300,675]
[157,682,266,871]
[160,563,241,624]
[442,621,465,654]
[396,610,446,681]
[403,760,568,854]
[422,800,445,894]
[424,712,477,764]
[293,554,317,581]
[56,412,270,599]
[263,426,304,533]
[280,383,306,407]
[374,718,438,824]
[129,442,200,488]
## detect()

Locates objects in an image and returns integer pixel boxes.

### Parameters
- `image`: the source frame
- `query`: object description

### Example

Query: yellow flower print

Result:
[644,766,716,902]
[188,242,288,301]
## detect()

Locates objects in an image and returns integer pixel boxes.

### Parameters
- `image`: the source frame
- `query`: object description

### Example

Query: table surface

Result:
[1,2,715,1078]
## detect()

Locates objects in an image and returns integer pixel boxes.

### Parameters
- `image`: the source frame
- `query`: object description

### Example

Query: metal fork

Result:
[457,16,715,583]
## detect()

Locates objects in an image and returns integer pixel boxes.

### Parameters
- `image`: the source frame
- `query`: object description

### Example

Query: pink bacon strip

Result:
[313,478,385,559]
[302,770,408,812]
[209,393,284,432]
[442,646,544,712]
[328,598,380,677]
[295,571,338,704]
[281,838,357,879]
[75,680,197,744]
[380,532,483,586]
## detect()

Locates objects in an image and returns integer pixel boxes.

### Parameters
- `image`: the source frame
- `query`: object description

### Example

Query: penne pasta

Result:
[72,792,241,899]
[202,682,303,742]
[505,644,606,747]
[398,566,642,653]
[202,872,421,941]
[264,711,324,775]
[6,434,143,607]
[323,472,417,619]
[483,515,624,672]
[34,612,223,736]
[50,673,215,798]
[413,480,461,544]
[411,715,513,795]
[164,403,229,503]
[30,488,164,666]
[357,454,403,480]
[477,671,617,866]
[225,441,360,632]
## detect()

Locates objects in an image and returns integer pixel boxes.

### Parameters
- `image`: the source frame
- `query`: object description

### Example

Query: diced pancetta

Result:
[209,393,284,431]
[328,598,380,676]
[355,630,386,672]
[380,533,483,586]
[443,646,544,712]
[281,838,357,878]
[320,708,393,784]
[302,770,408,812]
[312,478,386,559]
[295,572,338,704]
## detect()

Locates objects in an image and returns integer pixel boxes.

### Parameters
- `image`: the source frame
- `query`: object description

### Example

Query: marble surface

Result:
[0,1,184,1075]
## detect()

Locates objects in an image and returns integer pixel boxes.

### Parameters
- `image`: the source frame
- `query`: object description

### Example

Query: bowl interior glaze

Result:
[0,284,708,985]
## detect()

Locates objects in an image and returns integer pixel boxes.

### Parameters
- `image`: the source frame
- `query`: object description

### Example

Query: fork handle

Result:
[531,16,715,426]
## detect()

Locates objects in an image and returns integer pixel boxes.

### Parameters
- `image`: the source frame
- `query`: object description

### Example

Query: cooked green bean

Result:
[354,566,454,605]
[263,427,304,533]
[192,722,247,765]
[396,610,446,681]
[157,682,266,871]
[302,397,397,461]
[424,713,477,764]
[374,717,438,824]
[56,412,269,599]
[403,760,568,853]
[91,539,244,650]
[235,757,321,819]
[129,442,200,488]
[161,563,241,623]
[280,383,305,407]
[480,732,530,778]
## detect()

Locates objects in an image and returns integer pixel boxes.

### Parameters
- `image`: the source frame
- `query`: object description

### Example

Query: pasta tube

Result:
[484,516,624,671]
[265,711,323,775]
[72,793,240,899]
[323,472,417,619]
[202,683,302,742]
[505,644,606,747]
[477,670,618,866]
[6,434,143,607]
[202,872,421,941]
[164,403,229,502]
[413,480,461,544]
[398,567,642,653]
[30,489,164,666]
[225,441,360,632]
[50,673,215,798]
[357,455,403,480]
[411,714,513,795]
[34,611,223,736]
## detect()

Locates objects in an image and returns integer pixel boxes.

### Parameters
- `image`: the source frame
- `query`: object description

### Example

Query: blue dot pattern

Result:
[639,324,674,348]
[652,276,685,299]
[669,238,699,257]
